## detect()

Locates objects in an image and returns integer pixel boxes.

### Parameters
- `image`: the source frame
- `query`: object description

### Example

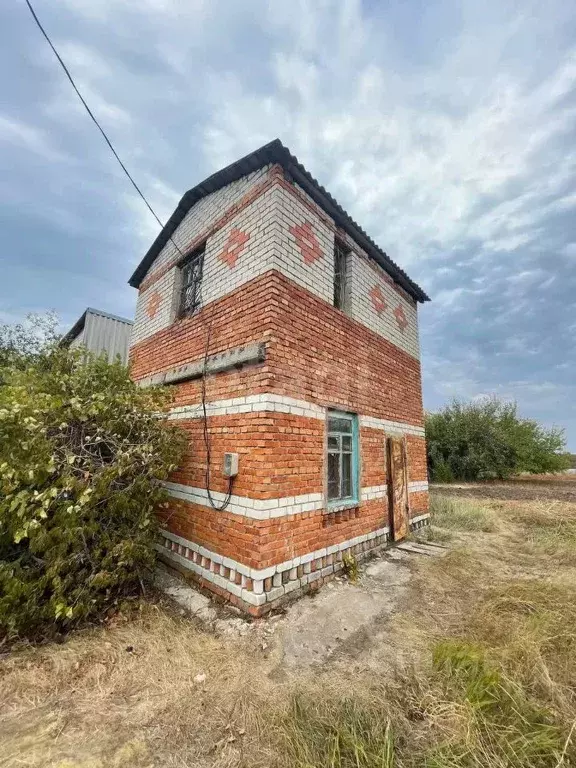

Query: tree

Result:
[0,311,60,370]
[0,315,184,640]
[426,398,570,482]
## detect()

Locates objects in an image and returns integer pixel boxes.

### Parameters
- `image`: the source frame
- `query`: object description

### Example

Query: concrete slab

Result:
[275,552,414,669]
[155,537,450,670]
[154,566,218,623]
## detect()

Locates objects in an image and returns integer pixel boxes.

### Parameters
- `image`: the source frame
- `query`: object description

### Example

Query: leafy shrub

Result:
[0,322,184,640]
[426,398,570,482]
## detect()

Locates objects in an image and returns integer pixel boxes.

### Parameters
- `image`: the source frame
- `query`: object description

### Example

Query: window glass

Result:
[341,453,352,497]
[328,416,352,433]
[327,451,340,500]
[326,410,358,504]
[334,241,349,311]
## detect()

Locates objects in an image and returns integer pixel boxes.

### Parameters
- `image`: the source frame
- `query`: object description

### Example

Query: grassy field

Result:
[2,477,576,767]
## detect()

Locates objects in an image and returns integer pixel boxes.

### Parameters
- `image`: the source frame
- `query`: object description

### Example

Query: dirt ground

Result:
[2,475,576,768]
[435,473,576,502]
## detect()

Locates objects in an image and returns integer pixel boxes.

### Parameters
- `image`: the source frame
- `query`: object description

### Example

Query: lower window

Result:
[327,410,359,504]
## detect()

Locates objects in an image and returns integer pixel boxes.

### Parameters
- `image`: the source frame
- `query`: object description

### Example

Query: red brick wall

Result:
[265,271,424,425]
[131,269,428,574]
[130,270,425,428]
[170,412,324,499]
[161,496,389,571]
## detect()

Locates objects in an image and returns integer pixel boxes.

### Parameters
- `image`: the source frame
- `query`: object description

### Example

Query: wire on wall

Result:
[24,0,233,510]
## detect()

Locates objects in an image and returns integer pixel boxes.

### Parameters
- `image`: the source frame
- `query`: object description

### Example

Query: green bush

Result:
[0,317,184,640]
[426,398,570,482]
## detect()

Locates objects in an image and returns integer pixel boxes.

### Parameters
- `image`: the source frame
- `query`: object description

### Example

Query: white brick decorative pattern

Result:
[347,251,420,360]
[168,393,423,437]
[272,185,335,305]
[157,524,392,606]
[157,512,430,608]
[131,166,423,364]
[146,166,272,278]
[132,167,275,345]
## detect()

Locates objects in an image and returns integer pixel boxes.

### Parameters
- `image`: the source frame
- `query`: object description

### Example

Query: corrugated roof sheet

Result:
[62,307,133,345]
[128,139,429,303]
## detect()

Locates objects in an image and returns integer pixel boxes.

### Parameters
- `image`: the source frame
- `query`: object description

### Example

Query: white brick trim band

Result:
[165,481,426,518]
[359,415,425,437]
[167,393,424,436]
[361,484,387,500]
[165,481,324,519]
[167,393,326,421]
[410,512,430,525]
[408,480,429,493]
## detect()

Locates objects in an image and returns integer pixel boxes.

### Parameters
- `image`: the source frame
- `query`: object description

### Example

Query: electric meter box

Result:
[223,452,239,477]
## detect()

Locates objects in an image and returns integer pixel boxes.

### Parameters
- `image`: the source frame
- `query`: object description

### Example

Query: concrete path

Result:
[155,540,447,670]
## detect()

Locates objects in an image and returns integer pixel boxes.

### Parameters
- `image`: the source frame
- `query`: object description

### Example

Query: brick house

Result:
[128,140,430,616]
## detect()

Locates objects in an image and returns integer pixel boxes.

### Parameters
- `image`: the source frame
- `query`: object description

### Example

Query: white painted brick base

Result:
[156,513,430,611]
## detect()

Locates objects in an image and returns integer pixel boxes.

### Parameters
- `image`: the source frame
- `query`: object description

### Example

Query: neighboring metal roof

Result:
[128,139,430,303]
[62,307,133,345]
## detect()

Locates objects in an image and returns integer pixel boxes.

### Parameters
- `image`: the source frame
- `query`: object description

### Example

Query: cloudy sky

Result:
[1,0,575,448]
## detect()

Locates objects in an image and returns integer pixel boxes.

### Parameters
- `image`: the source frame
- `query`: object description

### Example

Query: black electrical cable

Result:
[24,0,168,233]
[200,312,235,511]
[24,0,232,510]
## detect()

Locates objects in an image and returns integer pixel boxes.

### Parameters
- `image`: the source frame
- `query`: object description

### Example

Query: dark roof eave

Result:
[60,309,87,346]
[128,139,430,303]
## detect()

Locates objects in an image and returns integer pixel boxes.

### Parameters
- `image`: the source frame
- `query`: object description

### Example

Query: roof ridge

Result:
[128,140,429,303]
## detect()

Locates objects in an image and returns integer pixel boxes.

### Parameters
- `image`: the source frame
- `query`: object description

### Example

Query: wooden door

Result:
[387,437,409,541]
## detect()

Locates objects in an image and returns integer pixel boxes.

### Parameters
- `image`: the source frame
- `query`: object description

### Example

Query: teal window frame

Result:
[326,410,360,506]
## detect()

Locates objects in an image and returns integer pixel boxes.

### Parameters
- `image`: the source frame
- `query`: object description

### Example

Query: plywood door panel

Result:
[387,437,409,541]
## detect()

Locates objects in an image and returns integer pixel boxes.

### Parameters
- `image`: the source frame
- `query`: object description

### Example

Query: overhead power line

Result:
[24,0,169,235]
[24,0,234,511]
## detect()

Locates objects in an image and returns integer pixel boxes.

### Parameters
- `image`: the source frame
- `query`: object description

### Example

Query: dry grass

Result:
[2,482,576,767]
[507,500,576,565]
[0,605,278,768]
[280,488,576,767]
[429,494,497,532]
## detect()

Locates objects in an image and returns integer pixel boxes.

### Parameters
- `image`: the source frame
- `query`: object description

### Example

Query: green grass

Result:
[282,694,395,768]
[430,494,497,533]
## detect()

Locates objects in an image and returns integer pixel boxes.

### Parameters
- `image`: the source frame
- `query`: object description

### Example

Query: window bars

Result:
[179,246,204,317]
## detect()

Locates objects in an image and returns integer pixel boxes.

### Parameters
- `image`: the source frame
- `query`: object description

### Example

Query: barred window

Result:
[179,246,204,318]
[327,410,359,504]
[334,241,349,311]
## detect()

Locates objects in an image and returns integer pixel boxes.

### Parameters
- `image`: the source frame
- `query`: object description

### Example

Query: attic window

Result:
[334,241,350,311]
[179,246,204,317]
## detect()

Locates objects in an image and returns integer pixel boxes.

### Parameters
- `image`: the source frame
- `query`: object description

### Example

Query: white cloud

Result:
[199,4,576,282]
[7,0,576,446]
[0,115,67,161]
